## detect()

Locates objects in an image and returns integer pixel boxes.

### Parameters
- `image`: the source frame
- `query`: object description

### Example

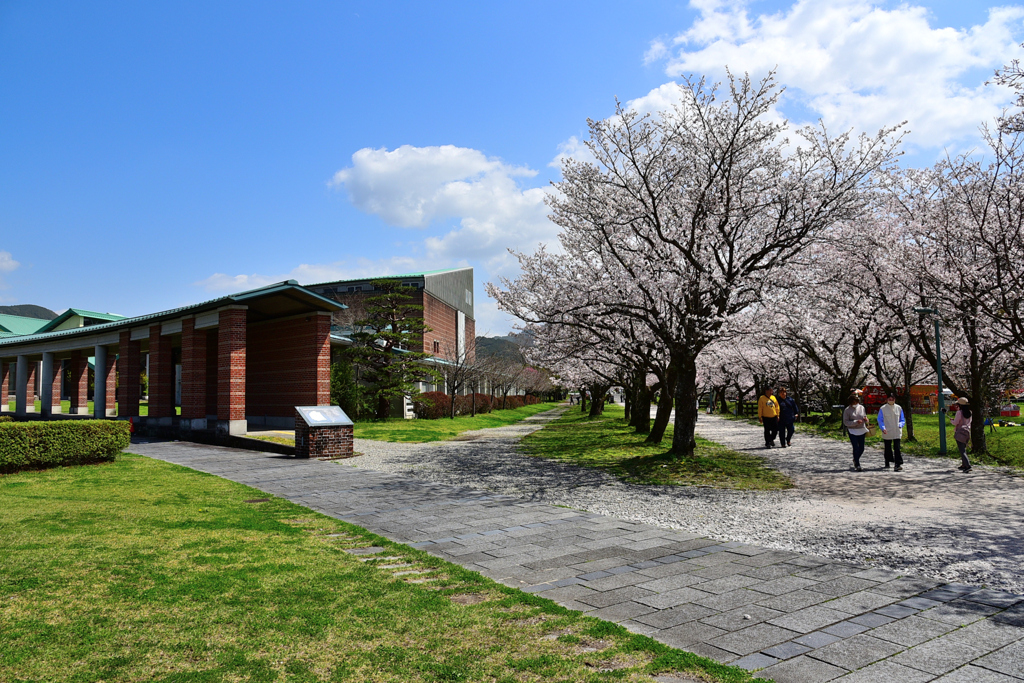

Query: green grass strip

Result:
[522,405,792,490]
[352,402,562,443]
[0,454,760,682]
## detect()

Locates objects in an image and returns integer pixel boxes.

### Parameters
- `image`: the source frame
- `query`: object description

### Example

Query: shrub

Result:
[524,395,540,406]
[0,420,130,474]
[0,415,12,423]
[471,393,492,414]
[413,391,450,420]
[501,396,525,410]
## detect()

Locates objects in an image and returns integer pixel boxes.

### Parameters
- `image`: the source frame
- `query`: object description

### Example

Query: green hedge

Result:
[0,420,130,474]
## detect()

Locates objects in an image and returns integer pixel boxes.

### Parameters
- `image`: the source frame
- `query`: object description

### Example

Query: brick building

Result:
[306,267,475,364]
[1,269,480,430]
[0,281,343,436]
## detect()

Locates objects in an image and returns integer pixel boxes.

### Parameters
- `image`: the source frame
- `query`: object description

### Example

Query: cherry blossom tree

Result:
[492,71,902,457]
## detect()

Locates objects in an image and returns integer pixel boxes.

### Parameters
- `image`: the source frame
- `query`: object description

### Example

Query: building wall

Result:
[246,313,331,417]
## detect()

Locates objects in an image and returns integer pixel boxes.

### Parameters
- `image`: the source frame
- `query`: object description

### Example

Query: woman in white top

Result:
[877,395,905,471]
[952,396,973,473]
[842,394,870,472]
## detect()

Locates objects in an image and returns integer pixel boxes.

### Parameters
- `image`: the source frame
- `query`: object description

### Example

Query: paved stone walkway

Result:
[131,422,1024,683]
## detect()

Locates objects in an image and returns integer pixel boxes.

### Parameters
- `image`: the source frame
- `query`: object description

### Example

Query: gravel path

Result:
[350,408,1024,594]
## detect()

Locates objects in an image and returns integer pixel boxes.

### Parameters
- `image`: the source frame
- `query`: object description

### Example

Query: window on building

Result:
[433,340,440,354]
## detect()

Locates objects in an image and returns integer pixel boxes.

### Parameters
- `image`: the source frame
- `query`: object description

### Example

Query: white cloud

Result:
[0,250,19,290]
[0,251,18,273]
[643,0,1024,151]
[331,144,558,266]
[193,256,426,293]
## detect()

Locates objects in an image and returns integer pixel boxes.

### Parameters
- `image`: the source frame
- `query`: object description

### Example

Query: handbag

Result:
[954,425,970,443]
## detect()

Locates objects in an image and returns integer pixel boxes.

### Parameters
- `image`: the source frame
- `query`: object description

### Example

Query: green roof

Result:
[37,308,127,333]
[0,313,51,337]
[305,267,471,288]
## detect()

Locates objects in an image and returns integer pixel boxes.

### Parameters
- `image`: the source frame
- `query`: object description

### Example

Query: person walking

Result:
[843,393,870,471]
[877,394,905,471]
[953,396,973,473]
[758,387,781,448]
[777,387,800,448]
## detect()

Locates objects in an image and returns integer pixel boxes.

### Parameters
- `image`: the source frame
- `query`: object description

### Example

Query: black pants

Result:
[957,439,970,469]
[762,417,778,446]
[849,433,865,467]
[780,421,795,446]
[884,439,903,467]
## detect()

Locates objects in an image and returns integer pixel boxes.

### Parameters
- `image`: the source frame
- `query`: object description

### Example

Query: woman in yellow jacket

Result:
[758,387,781,448]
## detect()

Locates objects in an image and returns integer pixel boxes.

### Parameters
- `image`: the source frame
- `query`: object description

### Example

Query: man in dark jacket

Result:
[777,387,800,448]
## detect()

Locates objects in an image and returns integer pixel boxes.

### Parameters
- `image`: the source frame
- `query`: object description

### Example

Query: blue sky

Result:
[1,0,1021,334]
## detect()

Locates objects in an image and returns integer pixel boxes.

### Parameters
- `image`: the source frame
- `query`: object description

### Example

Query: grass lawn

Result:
[352,402,562,443]
[0,454,757,683]
[720,409,1024,469]
[522,405,792,490]
[5,399,179,417]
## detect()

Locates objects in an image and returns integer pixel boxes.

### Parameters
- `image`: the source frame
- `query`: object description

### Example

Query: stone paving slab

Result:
[131,439,1024,683]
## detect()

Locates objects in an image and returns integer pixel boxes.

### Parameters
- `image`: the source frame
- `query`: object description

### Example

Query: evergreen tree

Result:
[346,279,438,419]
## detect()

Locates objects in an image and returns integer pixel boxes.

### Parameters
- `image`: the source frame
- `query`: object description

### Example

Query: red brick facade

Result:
[294,410,354,459]
[422,291,475,363]
[218,308,246,422]
[49,361,61,410]
[1,361,9,409]
[149,326,175,419]
[117,331,141,418]
[69,350,88,414]
[247,313,331,417]
[104,355,117,415]
[181,318,207,420]
[26,362,36,403]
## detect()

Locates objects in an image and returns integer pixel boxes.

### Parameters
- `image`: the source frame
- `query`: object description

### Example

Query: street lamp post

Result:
[914,307,947,455]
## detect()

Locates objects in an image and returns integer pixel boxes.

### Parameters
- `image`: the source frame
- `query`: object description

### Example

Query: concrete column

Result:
[149,326,174,421]
[93,345,107,418]
[180,317,207,429]
[15,355,28,416]
[1,361,9,412]
[117,331,141,418]
[217,306,247,435]
[41,352,54,418]
[69,350,88,414]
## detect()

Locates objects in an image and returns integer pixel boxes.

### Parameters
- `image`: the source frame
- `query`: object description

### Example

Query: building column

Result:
[1,361,9,412]
[180,317,207,429]
[117,331,141,418]
[93,346,108,418]
[217,306,246,435]
[149,325,174,421]
[314,312,331,406]
[15,355,28,416]
[51,359,63,414]
[41,352,59,418]
[69,350,88,414]
[25,361,37,412]
[105,354,117,417]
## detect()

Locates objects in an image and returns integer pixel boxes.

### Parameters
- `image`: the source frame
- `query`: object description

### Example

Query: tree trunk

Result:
[376,395,390,420]
[588,384,609,417]
[646,366,676,445]
[902,364,916,442]
[623,382,633,423]
[633,382,651,434]
[670,353,698,456]
[580,386,587,413]
[970,374,988,456]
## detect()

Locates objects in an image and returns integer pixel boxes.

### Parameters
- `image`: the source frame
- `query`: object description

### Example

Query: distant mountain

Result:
[475,336,525,361]
[0,304,57,320]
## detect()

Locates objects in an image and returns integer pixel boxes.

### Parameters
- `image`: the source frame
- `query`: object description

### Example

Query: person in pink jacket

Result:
[952,396,973,473]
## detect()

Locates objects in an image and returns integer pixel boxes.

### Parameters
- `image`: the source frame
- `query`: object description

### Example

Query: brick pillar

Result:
[26,361,37,411]
[1,361,9,411]
[149,326,174,420]
[315,312,331,406]
[217,307,246,435]
[49,357,62,414]
[117,331,141,418]
[69,350,88,414]
[105,354,117,417]
[181,317,207,425]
